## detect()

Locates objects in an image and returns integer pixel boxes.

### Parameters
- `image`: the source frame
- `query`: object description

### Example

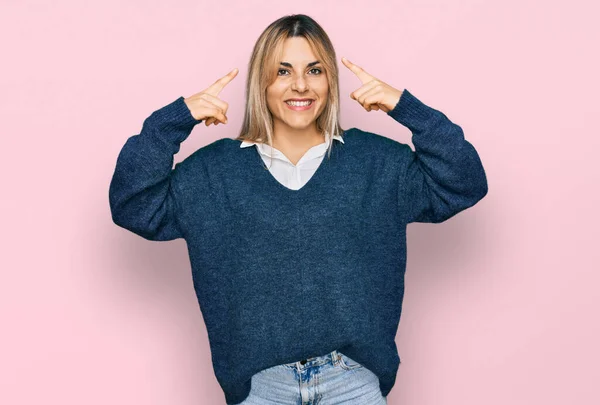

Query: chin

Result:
[287,120,316,130]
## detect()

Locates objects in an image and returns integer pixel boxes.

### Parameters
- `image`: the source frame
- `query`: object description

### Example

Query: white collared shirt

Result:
[240,133,345,190]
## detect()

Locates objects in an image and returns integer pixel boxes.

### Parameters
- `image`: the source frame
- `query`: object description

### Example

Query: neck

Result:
[271,122,325,152]
[268,123,327,166]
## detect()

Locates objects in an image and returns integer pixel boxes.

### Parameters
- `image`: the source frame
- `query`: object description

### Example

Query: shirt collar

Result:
[239,132,345,148]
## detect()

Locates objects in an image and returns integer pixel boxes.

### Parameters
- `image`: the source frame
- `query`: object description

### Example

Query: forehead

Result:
[280,37,318,63]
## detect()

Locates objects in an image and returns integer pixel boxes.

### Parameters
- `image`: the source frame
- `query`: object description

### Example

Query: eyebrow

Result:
[279,61,321,68]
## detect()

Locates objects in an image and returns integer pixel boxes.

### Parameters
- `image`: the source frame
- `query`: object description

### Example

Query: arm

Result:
[108,96,202,240]
[389,89,488,224]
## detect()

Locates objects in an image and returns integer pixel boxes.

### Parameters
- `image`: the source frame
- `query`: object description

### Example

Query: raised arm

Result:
[109,69,237,241]
[389,89,488,224]
[108,97,202,241]
[340,57,488,224]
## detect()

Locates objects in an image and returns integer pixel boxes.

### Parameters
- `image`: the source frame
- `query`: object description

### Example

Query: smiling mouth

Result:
[284,100,315,111]
[285,100,314,106]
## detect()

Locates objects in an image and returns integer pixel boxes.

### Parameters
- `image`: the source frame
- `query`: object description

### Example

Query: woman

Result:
[109,14,488,405]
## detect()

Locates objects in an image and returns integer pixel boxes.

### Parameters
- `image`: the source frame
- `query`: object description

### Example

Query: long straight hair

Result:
[234,14,345,159]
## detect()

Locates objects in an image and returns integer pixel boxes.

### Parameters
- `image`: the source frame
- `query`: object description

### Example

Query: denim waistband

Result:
[282,350,340,369]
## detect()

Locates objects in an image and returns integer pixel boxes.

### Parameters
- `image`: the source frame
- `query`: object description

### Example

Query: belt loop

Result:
[331,350,338,365]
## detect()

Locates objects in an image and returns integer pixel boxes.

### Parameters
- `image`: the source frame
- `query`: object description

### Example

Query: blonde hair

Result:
[234,14,345,160]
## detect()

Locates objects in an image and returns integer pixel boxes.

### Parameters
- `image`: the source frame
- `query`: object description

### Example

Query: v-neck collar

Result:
[236,132,345,194]
[240,133,344,164]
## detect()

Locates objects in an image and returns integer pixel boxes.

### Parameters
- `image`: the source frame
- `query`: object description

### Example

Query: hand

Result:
[184,68,239,127]
[341,57,403,113]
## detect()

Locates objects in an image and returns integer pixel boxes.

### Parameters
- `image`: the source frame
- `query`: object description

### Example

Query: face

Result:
[266,36,329,135]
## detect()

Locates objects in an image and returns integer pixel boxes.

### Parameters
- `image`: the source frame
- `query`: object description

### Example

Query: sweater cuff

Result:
[149,96,204,129]
[386,89,436,127]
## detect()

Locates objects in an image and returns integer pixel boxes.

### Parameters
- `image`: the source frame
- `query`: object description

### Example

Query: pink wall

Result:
[2,0,598,404]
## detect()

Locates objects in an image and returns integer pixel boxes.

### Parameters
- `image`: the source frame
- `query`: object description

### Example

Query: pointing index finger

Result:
[206,68,239,96]
[341,57,373,84]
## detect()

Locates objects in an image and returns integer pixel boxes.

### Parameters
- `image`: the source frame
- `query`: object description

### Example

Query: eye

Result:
[277,67,323,76]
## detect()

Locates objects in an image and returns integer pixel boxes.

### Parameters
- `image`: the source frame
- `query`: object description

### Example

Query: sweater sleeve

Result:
[388,89,488,224]
[108,96,202,241]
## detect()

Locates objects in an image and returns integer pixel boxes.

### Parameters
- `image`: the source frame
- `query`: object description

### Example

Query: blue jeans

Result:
[238,350,388,404]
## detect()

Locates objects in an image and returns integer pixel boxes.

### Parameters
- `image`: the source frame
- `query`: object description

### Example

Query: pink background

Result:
[2,0,598,404]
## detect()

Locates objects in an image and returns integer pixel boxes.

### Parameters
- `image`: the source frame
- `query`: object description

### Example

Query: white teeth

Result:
[286,100,312,106]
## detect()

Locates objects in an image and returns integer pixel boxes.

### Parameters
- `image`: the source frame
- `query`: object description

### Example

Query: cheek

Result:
[267,82,285,96]
[266,89,286,107]
[317,88,329,106]
[316,82,329,99]
[265,92,281,109]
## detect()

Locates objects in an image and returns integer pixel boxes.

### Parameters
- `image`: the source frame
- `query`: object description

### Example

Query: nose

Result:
[292,75,308,92]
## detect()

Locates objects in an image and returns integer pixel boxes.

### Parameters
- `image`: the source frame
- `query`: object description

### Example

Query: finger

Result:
[205,68,239,97]
[350,83,380,111]
[341,57,373,84]
[200,92,229,115]
[358,85,383,106]
[210,115,227,125]
[361,87,384,111]
[350,80,379,102]
[205,116,226,126]
[209,107,228,125]
[196,98,227,125]
[206,114,227,126]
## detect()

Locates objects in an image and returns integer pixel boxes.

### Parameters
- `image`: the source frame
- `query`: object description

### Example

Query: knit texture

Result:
[109,89,488,404]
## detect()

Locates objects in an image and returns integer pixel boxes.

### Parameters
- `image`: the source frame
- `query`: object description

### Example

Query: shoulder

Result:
[172,137,239,186]
[343,127,412,159]
[178,137,236,167]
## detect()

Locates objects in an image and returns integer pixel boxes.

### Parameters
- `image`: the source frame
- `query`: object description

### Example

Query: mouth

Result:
[284,99,314,111]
